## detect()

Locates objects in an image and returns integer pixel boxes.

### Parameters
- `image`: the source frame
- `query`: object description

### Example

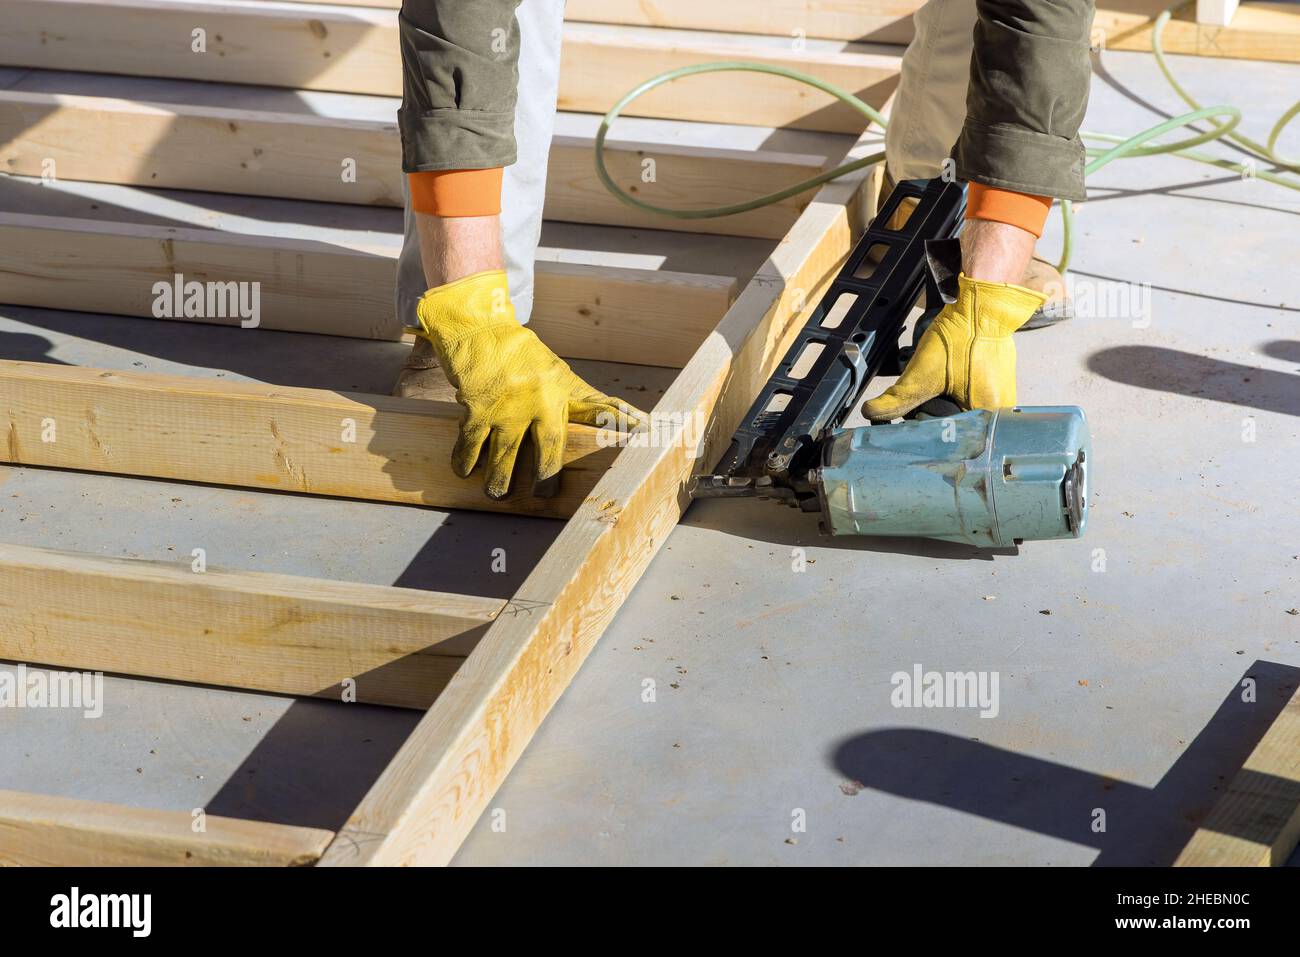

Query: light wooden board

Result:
[1095,0,1300,62]
[0,543,502,709]
[558,23,899,133]
[0,789,334,866]
[1175,685,1300,866]
[317,119,886,867]
[1,785,335,868]
[565,0,919,43]
[0,0,899,132]
[252,0,1299,61]
[0,212,735,366]
[565,0,1300,65]
[0,90,826,239]
[0,360,619,518]
[267,0,922,43]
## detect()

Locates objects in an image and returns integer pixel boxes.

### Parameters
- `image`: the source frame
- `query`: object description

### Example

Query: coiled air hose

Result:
[593,1,1299,274]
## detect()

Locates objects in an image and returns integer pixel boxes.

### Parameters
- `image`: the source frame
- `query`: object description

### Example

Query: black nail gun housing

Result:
[693,177,966,507]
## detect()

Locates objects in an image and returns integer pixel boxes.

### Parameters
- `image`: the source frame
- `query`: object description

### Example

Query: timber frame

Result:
[3,0,1297,870]
[0,0,890,866]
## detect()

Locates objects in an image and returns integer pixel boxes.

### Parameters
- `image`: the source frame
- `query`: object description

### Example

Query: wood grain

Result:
[0,543,503,709]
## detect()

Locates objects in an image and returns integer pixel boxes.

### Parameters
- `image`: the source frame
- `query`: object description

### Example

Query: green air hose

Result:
[593,2,1299,274]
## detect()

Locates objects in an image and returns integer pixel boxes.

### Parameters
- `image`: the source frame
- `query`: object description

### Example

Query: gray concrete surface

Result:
[1,49,1297,864]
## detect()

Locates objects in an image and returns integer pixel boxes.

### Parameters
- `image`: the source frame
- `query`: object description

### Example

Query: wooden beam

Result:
[0,1,900,131]
[253,0,1299,62]
[266,0,920,42]
[0,543,502,709]
[1094,1,1300,63]
[0,212,734,367]
[559,24,899,133]
[1175,685,1300,866]
[0,789,333,866]
[546,135,823,239]
[317,117,885,867]
[0,90,825,239]
[0,360,618,518]
[266,0,921,45]
[565,0,919,43]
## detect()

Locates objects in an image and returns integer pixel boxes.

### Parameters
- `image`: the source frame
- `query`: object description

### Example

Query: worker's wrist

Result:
[415,270,518,348]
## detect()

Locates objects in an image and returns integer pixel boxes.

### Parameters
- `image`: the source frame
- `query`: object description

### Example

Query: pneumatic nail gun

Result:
[690,178,1089,548]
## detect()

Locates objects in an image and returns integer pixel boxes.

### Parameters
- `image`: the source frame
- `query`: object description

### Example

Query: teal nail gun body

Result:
[690,178,1090,548]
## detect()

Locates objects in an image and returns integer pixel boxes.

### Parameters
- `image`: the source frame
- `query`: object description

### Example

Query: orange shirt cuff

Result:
[965,182,1052,239]
[408,168,503,218]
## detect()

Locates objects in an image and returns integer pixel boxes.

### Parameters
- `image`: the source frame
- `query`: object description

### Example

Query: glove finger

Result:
[484,423,527,500]
[530,405,568,485]
[861,380,942,422]
[451,411,491,478]
[861,334,946,422]
[570,396,647,432]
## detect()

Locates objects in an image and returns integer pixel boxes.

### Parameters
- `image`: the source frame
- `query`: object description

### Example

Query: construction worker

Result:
[393,0,1094,496]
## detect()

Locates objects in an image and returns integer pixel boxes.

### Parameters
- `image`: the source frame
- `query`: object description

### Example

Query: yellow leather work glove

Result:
[415,269,646,499]
[862,273,1047,421]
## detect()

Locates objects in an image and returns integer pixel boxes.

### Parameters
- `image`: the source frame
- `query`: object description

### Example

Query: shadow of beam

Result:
[1087,344,1300,417]
[832,660,1299,865]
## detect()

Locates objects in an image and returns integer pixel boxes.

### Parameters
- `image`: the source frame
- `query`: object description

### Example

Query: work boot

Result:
[879,172,1071,330]
[393,335,443,399]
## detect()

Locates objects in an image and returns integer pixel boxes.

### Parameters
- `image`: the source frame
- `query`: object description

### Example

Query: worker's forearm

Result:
[953,0,1095,202]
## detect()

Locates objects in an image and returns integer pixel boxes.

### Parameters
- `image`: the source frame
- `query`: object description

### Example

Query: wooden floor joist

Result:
[564,0,1300,62]
[268,0,921,44]
[0,789,334,866]
[0,90,827,239]
[0,0,900,132]
[0,360,618,517]
[565,0,920,44]
[0,543,502,709]
[0,212,735,366]
[258,0,1300,61]
[1096,0,1300,63]
[1175,684,1300,866]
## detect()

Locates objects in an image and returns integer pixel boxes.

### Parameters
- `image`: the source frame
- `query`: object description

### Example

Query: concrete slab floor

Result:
[0,49,1297,864]
[451,50,1300,865]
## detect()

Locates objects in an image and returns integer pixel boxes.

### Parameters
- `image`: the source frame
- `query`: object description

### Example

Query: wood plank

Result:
[0,212,734,367]
[578,0,1300,64]
[558,24,899,133]
[253,0,1296,62]
[0,90,824,239]
[0,360,619,518]
[1175,685,1300,866]
[565,0,919,43]
[0,543,502,710]
[546,135,823,239]
[0,789,333,866]
[1095,1,1300,63]
[0,1,900,131]
[269,0,921,44]
[317,117,886,867]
